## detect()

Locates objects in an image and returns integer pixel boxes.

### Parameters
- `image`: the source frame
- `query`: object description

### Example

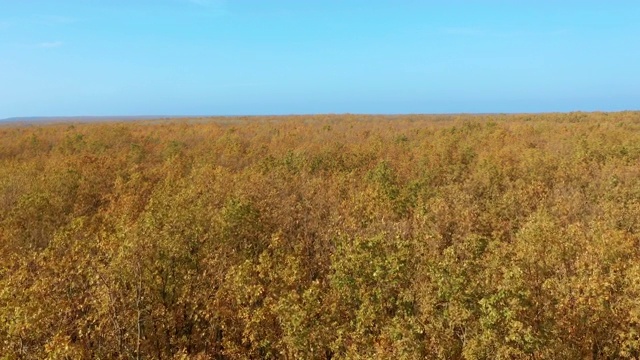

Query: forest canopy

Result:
[1,112,640,359]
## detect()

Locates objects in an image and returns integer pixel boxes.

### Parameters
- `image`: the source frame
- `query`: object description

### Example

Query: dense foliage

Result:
[1,113,640,359]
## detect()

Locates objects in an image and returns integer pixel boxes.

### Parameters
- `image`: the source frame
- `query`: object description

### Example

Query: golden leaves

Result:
[1,112,640,358]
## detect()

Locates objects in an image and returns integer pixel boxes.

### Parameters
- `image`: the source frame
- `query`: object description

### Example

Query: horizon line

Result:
[2,110,639,123]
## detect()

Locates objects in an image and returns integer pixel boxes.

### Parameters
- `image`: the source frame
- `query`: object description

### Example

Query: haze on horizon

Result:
[1,0,639,119]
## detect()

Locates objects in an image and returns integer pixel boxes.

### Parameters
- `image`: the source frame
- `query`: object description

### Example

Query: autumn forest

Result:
[1,112,640,359]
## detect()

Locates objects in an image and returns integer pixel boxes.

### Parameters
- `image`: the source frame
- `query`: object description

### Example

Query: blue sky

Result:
[1,0,639,118]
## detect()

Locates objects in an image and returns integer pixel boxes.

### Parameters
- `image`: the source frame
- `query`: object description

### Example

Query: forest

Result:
[1,112,640,359]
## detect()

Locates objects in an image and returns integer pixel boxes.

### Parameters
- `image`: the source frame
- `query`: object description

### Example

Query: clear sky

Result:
[1,0,639,118]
